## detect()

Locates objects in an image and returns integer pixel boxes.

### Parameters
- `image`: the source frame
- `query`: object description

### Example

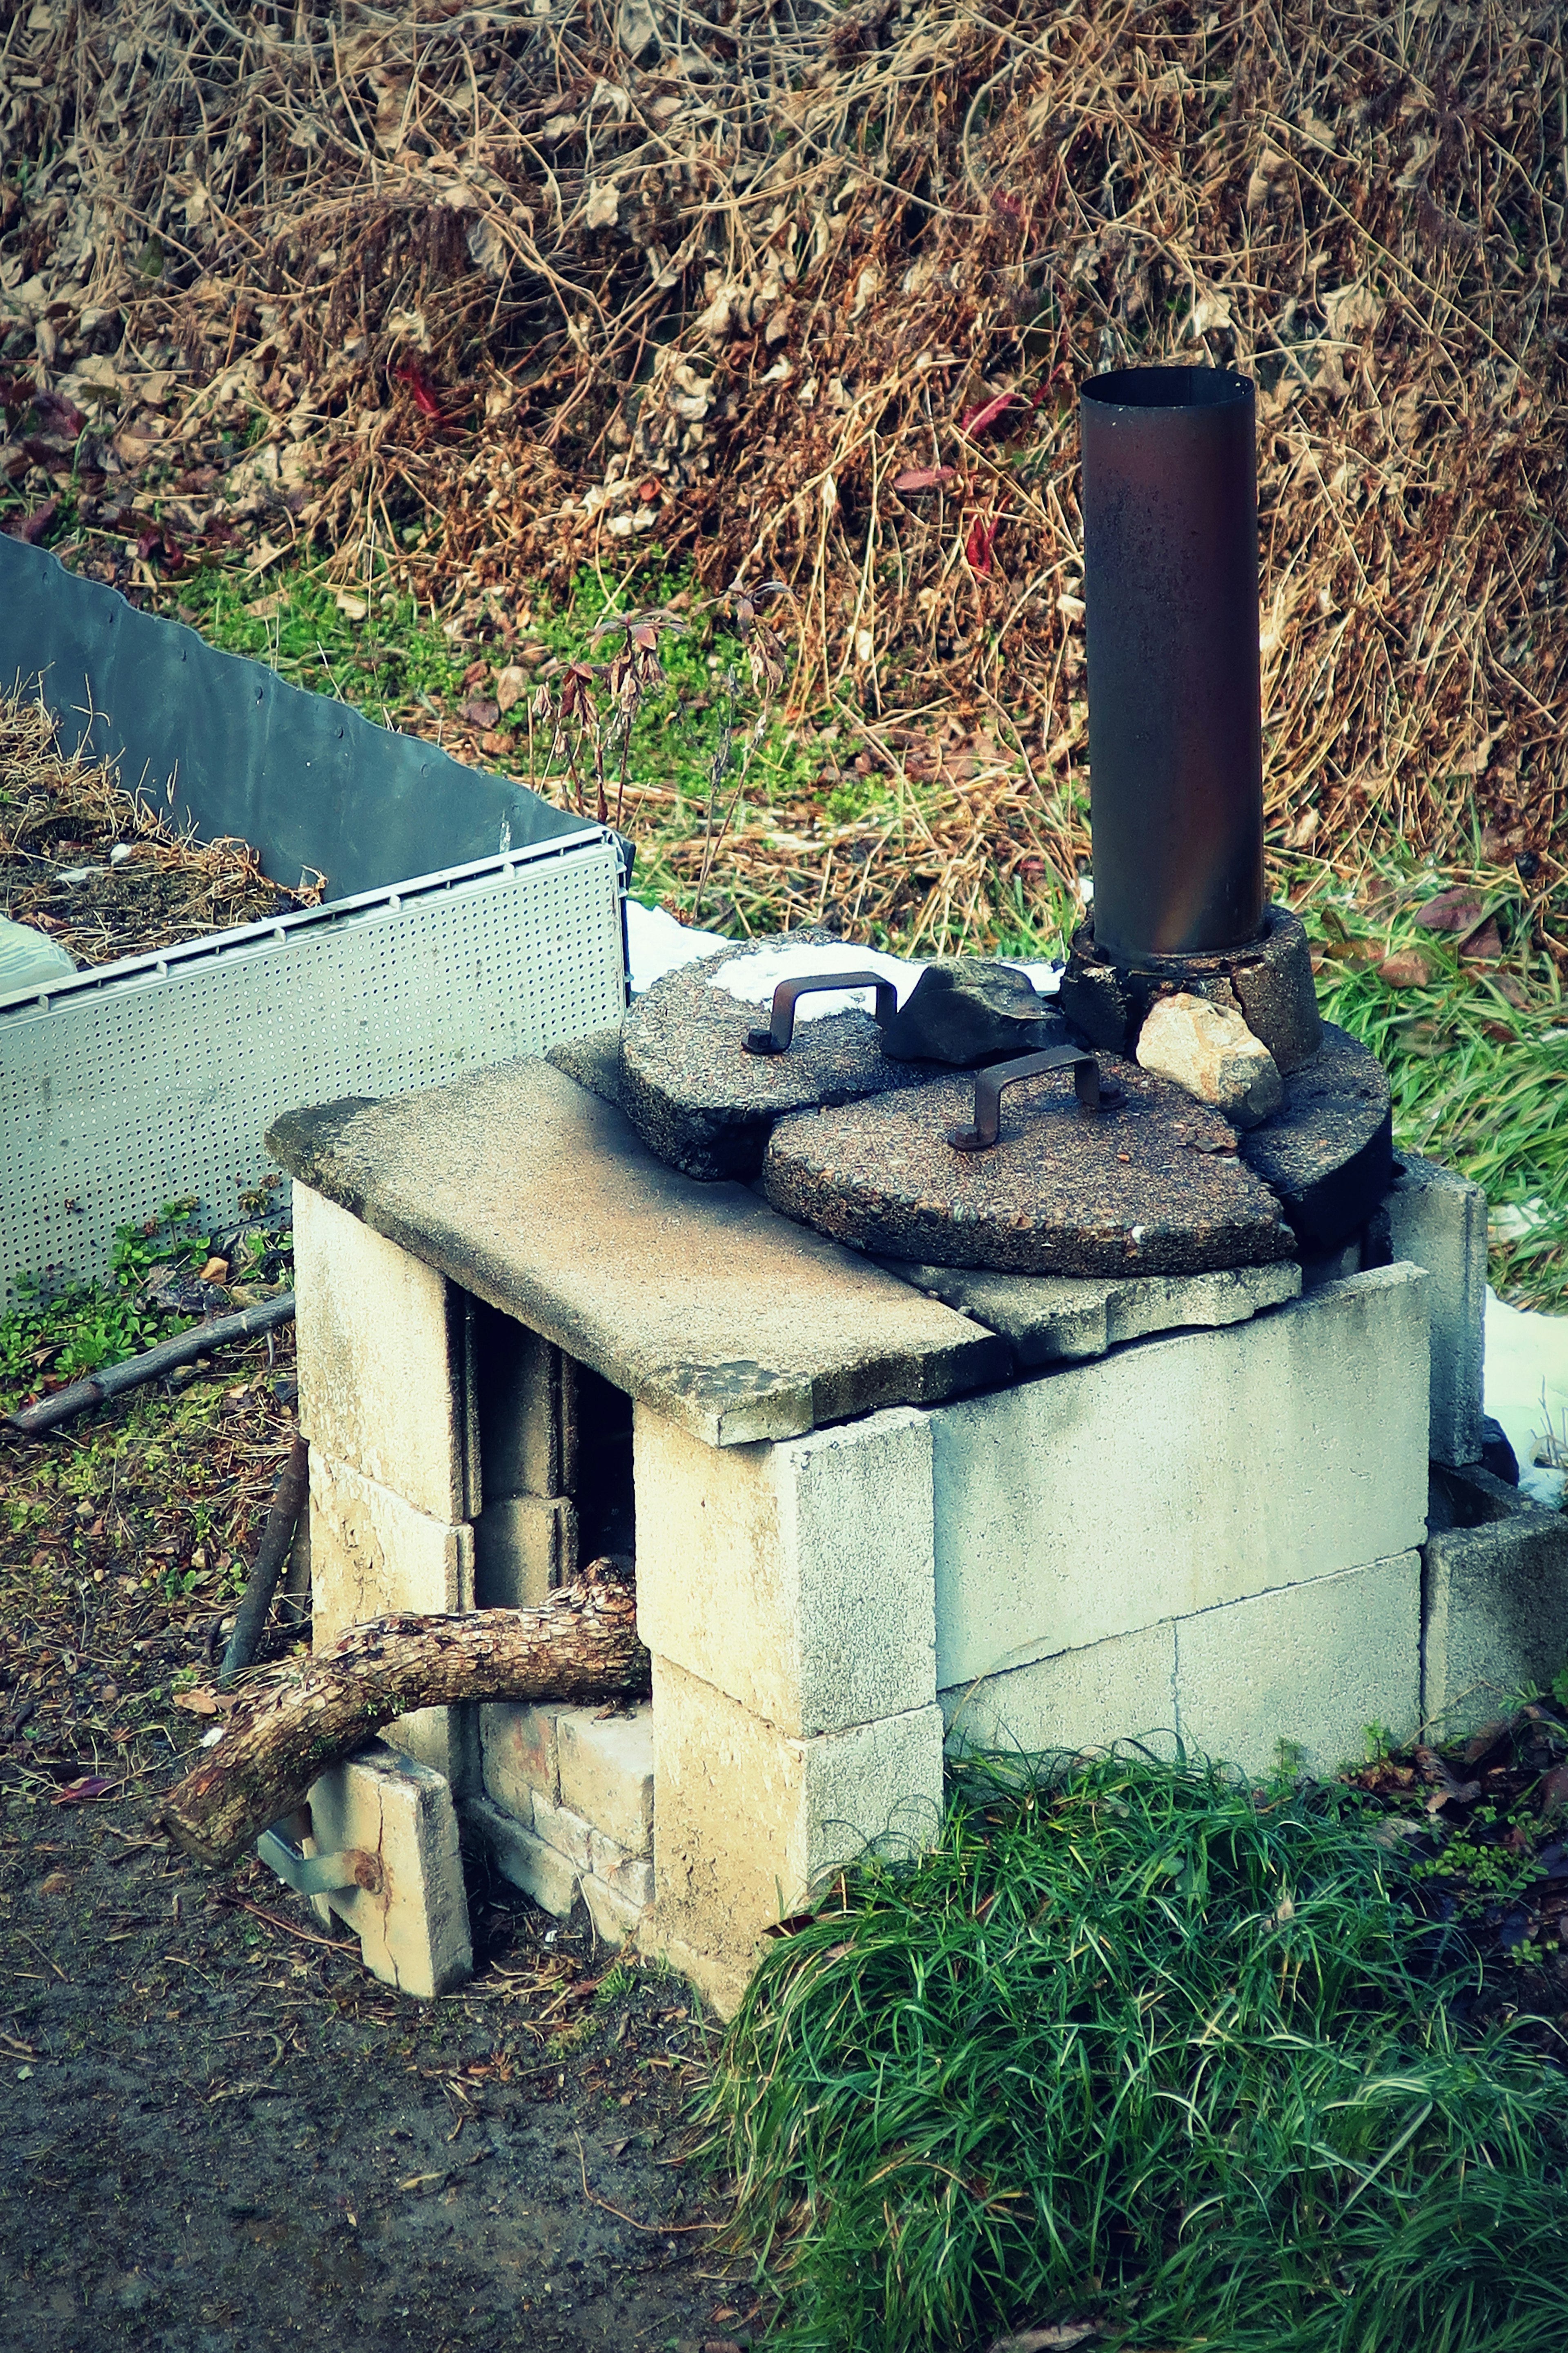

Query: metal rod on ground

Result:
[4,1293,297,1436]
[220,1431,310,1685]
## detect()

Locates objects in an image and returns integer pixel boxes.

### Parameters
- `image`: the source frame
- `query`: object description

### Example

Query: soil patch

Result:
[0,694,309,973]
[0,1340,749,2353]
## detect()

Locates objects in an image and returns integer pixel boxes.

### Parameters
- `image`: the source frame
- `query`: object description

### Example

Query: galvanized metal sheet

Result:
[0,536,590,899]
[0,835,626,1308]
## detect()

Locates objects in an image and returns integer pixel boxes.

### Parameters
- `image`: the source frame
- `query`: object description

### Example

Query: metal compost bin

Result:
[0,541,626,1308]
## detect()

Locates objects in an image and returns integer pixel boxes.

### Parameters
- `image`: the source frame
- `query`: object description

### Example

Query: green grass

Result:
[699,1753,1568,2353]
[163,554,825,917]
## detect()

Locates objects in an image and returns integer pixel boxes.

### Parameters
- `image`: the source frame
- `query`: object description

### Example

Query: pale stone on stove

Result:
[305,1741,472,1998]
[634,1403,935,1739]
[1136,991,1283,1129]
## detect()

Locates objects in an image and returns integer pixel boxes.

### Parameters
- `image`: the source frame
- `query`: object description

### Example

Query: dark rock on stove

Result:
[1479,1416,1520,1487]
[1238,1022,1392,1255]
[761,1055,1297,1278]
[878,957,1071,1065]
[1059,904,1321,1073]
[618,928,927,1182]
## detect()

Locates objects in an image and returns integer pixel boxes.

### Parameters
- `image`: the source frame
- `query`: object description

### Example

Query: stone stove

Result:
[258,366,1563,2009]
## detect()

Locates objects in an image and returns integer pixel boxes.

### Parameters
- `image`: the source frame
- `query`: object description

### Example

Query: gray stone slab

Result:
[1423,1502,1568,1731]
[547,1025,624,1108]
[619,927,927,1181]
[1239,1023,1393,1254]
[267,1061,1008,1448]
[762,1058,1297,1277]
[882,1258,1301,1367]
[1386,1151,1486,1467]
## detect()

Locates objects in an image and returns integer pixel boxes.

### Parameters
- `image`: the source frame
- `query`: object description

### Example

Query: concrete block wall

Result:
[293,1155,1548,2020]
[295,1184,477,1786]
[475,1699,655,1947]
[928,1265,1429,1690]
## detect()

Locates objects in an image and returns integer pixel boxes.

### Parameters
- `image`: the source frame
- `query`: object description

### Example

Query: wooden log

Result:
[158,1570,648,1868]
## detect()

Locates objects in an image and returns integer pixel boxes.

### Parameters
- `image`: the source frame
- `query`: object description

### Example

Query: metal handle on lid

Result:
[947,1046,1111,1152]
[743,971,900,1056]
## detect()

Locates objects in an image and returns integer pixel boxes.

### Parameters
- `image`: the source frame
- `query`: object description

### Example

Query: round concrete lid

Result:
[760,1056,1301,1276]
[619,927,927,1182]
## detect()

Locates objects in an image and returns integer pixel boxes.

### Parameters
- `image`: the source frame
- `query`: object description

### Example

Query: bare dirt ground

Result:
[0,1337,753,2353]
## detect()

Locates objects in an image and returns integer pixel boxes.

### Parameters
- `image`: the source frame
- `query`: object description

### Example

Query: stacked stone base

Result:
[275,1080,1568,2015]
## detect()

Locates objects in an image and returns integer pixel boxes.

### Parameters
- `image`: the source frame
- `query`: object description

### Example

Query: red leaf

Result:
[1413,888,1486,935]
[1459,917,1503,963]
[392,361,448,421]
[960,389,1021,436]
[966,513,998,574]
[33,389,85,438]
[893,466,956,492]
[12,498,57,545]
[52,1775,116,1805]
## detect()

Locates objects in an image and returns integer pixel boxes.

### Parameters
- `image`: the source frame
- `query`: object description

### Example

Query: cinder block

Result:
[466,1793,580,1918]
[473,1494,577,1608]
[307,1448,477,1788]
[931,1265,1429,1687]
[581,1873,646,1948]
[1174,1552,1422,1776]
[558,1703,655,1856]
[1386,1153,1486,1466]
[292,1183,467,1520]
[480,1699,567,1812]
[529,1792,595,1872]
[1423,1507,1568,1730]
[635,1403,936,1737]
[303,1741,472,1998]
[473,1314,574,1499]
[651,1654,944,1974]
[644,1923,751,2023]
[941,1619,1178,1762]
[588,1832,655,1910]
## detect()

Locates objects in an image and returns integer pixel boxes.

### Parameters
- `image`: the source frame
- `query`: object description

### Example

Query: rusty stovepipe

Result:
[1079,366,1265,966]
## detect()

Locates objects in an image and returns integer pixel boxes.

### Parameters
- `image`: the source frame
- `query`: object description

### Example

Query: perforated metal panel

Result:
[0,833,626,1309]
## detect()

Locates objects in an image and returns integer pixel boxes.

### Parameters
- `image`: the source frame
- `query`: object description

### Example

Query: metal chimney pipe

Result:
[1079,367,1265,965]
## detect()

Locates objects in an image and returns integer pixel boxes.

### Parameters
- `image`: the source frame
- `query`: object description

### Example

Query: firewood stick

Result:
[158,1572,648,1868]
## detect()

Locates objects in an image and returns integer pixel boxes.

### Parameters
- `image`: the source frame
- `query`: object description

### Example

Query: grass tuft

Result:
[698,1753,1568,2353]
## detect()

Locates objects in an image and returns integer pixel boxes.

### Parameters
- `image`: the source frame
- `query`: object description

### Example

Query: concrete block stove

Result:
[259,367,1557,2010]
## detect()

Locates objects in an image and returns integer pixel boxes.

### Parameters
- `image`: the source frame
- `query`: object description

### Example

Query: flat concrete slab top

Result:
[880,1258,1302,1367]
[761,1059,1297,1277]
[267,1060,1008,1447]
